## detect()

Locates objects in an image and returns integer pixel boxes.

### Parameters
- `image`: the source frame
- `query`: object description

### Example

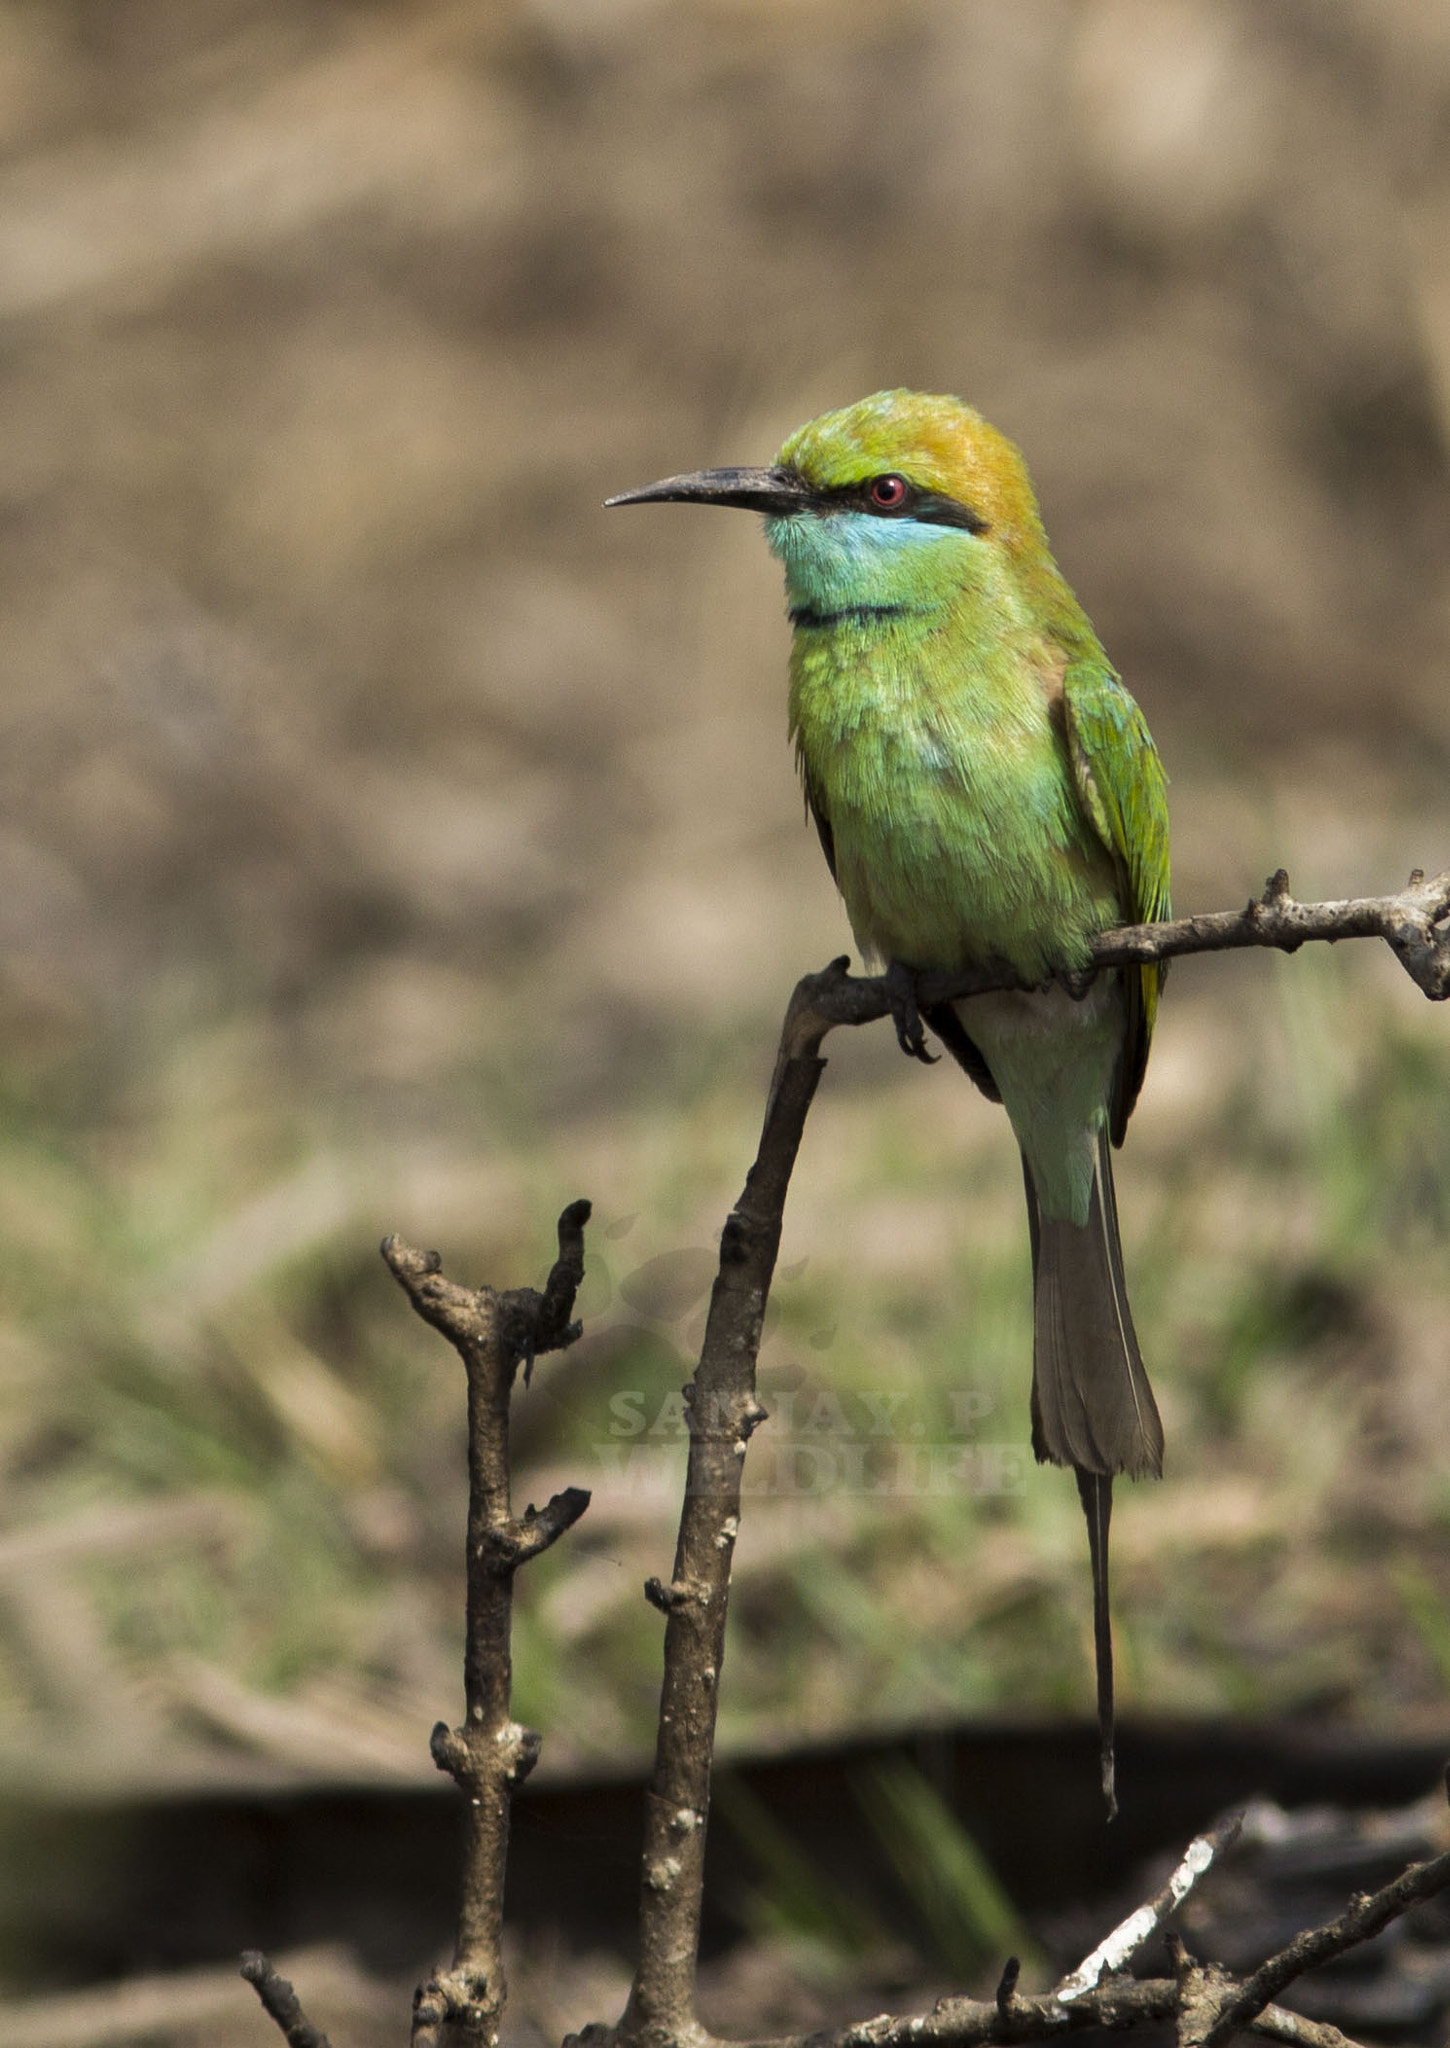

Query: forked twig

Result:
[244,1208,593,2048]
[382,1205,592,2048]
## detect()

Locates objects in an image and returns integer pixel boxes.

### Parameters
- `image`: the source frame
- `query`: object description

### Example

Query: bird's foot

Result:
[884,959,939,1065]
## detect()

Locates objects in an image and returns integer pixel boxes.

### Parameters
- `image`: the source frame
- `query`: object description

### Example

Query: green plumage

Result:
[607,387,1173,1809]
[770,395,1169,1250]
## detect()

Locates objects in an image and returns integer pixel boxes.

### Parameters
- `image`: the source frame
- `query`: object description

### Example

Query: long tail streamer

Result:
[1076,1468,1117,1820]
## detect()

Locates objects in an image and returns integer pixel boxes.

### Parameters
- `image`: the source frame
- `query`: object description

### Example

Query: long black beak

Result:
[604,465,813,513]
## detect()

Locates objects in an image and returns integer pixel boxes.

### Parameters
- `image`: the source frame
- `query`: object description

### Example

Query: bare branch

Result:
[1249,2005,1369,2048]
[410,1978,448,2048]
[1084,867,1450,997]
[615,1048,828,2047]
[602,866,1449,2048]
[649,1776,1430,2048]
[730,1975,1184,2048]
[994,1957,1021,2017]
[700,1978,1378,2048]
[782,872,1450,1053]
[238,1952,334,2048]
[381,1203,594,2048]
[532,1196,593,1350]
[1179,1962,1244,2048]
[246,867,1450,2048]
[497,1485,592,1565]
[1200,1828,1450,2048]
[1056,1810,1243,1999]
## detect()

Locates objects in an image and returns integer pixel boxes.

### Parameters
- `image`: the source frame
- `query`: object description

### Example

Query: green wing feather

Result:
[1061,661,1171,1144]
[798,755,838,883]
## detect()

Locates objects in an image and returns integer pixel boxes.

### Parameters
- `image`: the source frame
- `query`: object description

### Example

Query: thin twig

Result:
[1056,1810,1243,1999]
[780,871,1450,1054]
[732,1976,1185,2048]
[1250,2005,1368,2048]
[995,1958,1021,2017]
[381,1203,593,2048]
[238,1953,334,2048]
[411,1978,449,2048]
[1084,867,1450,997]
[684,1980,1375,2048]
[1200,1833,1450,2048]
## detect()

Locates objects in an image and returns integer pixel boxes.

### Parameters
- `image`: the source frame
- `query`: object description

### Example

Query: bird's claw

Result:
[885,960,938,1064]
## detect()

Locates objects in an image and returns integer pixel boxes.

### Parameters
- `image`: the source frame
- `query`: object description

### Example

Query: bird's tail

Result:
[1025,1129,1163,1482]
[1024,1131,1163,1818]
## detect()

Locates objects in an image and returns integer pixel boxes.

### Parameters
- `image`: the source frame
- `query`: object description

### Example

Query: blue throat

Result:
[765,508,976,620]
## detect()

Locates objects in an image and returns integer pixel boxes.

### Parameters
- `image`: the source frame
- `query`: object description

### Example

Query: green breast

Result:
[789,616,1121,979]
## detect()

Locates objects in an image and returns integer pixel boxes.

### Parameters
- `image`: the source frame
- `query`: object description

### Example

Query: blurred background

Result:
[2,0,1450,2031]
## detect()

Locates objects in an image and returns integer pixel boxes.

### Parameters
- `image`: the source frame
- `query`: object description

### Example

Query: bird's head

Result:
[607,389,1053,621]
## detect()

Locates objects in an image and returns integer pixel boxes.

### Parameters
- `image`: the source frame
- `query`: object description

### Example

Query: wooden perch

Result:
[597,868,1450,2048]
[241,868,1450,2048]
[615,1054,825,2048]
[778,869,1450,1061]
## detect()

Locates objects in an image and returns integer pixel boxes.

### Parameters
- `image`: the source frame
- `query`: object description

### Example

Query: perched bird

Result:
[608,390,1170,1812]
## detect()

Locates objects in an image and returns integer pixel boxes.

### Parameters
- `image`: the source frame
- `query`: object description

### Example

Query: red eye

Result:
[868,473,909,509]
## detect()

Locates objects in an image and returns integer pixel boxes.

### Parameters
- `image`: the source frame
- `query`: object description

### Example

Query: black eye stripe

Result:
[904,491,990,536]
[823,478,989,535]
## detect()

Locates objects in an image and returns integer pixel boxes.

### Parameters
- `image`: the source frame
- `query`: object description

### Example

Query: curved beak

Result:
[604,465,812,513]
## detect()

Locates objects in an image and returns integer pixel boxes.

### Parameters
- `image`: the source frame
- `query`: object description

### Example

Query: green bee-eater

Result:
[609,389,1170,1810]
